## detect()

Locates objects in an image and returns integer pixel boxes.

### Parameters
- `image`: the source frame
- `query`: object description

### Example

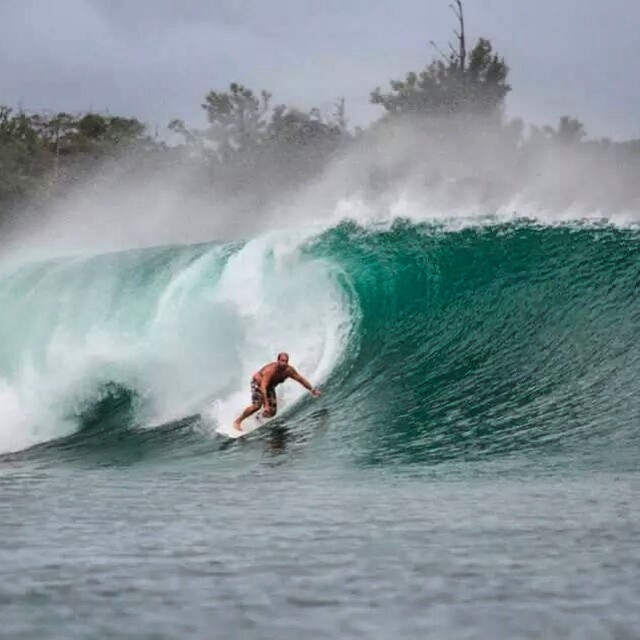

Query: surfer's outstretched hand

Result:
[311,388,322,397]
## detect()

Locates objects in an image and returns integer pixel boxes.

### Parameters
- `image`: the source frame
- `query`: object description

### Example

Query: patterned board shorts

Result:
[251,379,277,409]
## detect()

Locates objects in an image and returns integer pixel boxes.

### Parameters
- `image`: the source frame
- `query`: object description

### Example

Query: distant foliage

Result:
[0,108,157,212]
[0,106,51,206]
[1,1,638,216]
[371,38,510,118]
[168,84,349,193]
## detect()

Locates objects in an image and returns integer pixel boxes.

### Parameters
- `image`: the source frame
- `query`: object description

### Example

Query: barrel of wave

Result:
[203,230,354,433]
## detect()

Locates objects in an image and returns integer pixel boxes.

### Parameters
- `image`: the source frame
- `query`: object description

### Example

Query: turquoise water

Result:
[1,220,639,638]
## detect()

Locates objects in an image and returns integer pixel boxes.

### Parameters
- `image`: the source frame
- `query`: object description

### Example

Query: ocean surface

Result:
[1,219,639,639]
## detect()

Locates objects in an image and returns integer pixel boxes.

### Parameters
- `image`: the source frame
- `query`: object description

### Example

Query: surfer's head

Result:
[277,352,289,369]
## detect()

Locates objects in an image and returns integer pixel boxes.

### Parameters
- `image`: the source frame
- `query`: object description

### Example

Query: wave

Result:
[0,218,638,466]
[0,229,352,454]
[308,220,640,464]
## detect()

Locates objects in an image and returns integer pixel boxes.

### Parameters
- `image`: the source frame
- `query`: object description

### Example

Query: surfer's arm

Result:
[260,375,271,406]
[289,368,321,396]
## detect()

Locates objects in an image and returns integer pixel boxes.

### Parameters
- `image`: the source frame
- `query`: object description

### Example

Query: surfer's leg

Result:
[263,388,278,417]
[234,380,264,430]
[233,403,261,430]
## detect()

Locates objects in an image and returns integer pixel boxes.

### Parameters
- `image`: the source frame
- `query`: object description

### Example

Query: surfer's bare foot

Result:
[233,420,242,432]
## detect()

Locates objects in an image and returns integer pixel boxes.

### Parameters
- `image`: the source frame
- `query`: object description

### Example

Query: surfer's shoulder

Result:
[261,362,278,376]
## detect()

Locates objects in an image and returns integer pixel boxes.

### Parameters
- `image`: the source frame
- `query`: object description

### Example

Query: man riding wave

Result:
[233,352,321,432]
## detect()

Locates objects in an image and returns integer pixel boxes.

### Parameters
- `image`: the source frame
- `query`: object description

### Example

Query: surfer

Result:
[233,352,321,431]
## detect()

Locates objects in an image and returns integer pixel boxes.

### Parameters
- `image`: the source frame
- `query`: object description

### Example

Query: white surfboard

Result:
[215,408,279,439]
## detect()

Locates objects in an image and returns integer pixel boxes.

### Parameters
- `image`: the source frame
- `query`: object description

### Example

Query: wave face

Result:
[0,220,638,465]
[309,222,640,466]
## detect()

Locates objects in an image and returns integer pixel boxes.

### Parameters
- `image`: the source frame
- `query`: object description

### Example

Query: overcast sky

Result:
[1,0,638,140]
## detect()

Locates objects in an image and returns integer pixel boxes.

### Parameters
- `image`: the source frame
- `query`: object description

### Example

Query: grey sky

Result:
[1,0,638,139]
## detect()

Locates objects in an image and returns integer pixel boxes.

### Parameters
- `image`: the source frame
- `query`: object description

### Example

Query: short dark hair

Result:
[277,352,289,361]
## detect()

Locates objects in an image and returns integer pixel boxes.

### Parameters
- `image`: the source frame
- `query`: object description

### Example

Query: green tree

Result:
[0,106,159,213]
[266,105,343,147]
[370,1,510,117]
[201,83,271,160]
[76,113,109,141]
[169,84,350,190]
[544,116,587,144]
[75,114,151,152]
[258,104,347,184]
[0,106,52,207]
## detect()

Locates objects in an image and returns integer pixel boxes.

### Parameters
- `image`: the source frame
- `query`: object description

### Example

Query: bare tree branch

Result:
[430,40,450,63]
[449,0,466,71]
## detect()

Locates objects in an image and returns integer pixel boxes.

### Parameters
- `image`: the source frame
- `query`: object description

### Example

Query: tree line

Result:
[1,1,638,215]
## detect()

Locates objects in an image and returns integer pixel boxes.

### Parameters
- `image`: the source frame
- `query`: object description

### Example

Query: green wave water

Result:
[311,221,639,468]
[1,220,638,469]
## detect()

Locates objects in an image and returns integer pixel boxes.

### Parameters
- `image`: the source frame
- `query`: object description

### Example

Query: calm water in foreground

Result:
[1,445,638,640]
